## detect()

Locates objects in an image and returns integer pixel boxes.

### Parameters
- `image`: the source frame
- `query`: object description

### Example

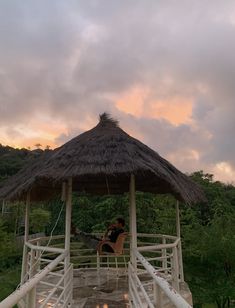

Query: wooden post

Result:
[1,199,5,215]
[176,200,184,282]
[172,246,179,292]
[27,248,36,308]
[64,178,73,304]
[21,191,30,285]
[129,174,137,268]
[154,283,162,308]
[20,192,36,308]
[176,201,180,238]
[65,178,72,269]
[162,236,167,275]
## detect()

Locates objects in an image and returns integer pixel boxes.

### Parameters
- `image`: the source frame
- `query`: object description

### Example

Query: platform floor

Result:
[72,268,129,308]
[37,267,192,307]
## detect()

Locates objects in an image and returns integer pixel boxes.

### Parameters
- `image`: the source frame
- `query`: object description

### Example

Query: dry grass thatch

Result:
[0,113,206,203]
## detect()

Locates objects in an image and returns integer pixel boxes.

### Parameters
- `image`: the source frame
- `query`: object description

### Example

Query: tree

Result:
[34,143,42,149]
[185,172,235,307]
[29,208,51,233]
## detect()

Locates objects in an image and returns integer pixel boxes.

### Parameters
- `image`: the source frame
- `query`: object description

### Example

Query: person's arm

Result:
[103,224,116,240]
[103,229,109,239]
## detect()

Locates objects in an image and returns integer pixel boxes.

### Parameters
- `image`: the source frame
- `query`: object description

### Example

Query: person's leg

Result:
[74,231,100,250]
[102,244,114,253]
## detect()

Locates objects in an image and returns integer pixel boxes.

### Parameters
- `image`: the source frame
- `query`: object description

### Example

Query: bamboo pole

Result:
[65,178,72,268]
[21,191,30,285]
[0,253,66,308]
[129,174,137,268]
[176,200,184,282]
[172,246,180,291]
[176,201,180,238]
[64,178,73,304]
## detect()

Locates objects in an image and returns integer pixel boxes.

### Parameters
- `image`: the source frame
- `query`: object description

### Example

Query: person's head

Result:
[116,217,125,228]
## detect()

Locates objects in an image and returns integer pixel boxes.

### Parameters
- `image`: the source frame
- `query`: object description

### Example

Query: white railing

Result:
[0,236,73,308]
[128,235,192,308]
[137,235,183,291]
[0,233,189,308]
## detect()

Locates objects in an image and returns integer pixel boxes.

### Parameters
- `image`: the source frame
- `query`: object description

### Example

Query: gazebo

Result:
[0,113,205,308]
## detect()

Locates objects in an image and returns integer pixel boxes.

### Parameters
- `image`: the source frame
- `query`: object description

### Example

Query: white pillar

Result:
[175,200,184,282]
[65,178,72,269]
[176,201,180,238]
[129,174,137,268]
[1,199,5,215]
[21,191,30,284]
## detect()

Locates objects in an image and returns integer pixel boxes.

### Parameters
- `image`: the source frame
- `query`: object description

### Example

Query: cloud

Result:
[0,0,235,182]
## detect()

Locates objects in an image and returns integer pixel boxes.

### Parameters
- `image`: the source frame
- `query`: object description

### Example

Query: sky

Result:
[0,0,235,183]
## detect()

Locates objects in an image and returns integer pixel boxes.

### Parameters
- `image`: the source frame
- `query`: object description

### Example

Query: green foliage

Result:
[0,145,235,307]
[72,194,129,232]
[1,202,25,235]
[185,171,235,307]
[0,144,49,183]
[29,208,51,233]
[0,266,21,301]
[0,218,21,270]
[46,199,65,235]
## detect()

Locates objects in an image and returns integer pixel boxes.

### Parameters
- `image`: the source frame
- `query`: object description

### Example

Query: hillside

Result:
[0,144,49,182]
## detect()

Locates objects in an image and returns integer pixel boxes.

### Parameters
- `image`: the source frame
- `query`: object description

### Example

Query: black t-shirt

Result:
[108,228,124,243]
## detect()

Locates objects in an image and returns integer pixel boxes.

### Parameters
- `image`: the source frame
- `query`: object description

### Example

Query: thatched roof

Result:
[0,113,205,203]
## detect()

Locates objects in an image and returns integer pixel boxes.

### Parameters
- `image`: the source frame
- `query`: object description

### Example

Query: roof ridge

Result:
[99,112,119,127]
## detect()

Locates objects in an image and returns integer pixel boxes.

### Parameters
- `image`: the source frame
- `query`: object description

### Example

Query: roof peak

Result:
[99,112,119,127]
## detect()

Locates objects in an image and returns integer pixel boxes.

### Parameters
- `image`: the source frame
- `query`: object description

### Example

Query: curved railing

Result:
[128,233,192,308]
[0,236,73,308]
[0,233,190,308]
[129,250,192,308]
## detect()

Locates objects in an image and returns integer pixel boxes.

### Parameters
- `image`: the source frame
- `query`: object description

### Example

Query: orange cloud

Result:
[213,161,235,183]
[115,86,149,117]
[147,96,193,125]
[0,115,68,149]
[0,112,98,149]
[115,86,193,125]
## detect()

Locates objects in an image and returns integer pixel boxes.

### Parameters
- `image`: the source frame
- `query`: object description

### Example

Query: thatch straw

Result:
[0,113,206,203]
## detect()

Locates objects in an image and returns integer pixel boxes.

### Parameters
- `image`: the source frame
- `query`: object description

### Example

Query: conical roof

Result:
[0,113,205,203]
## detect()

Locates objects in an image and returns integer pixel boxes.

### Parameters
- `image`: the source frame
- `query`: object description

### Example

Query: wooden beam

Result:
[129,174,137,268]
[21,191,30,285]
[176,201,180,238]
[65,178,72,269]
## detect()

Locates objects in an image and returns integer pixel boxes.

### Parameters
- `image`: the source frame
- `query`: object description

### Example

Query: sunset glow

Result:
[0,1,234,182]
[115,87,193,125]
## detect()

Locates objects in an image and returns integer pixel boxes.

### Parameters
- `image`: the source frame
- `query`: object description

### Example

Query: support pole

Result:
[176,201,181,238]
[129,174,137,268]
[175,200,184,282]
[21,191,30,285]
[20,192,36,308]
[1,199,5,215]
[65,178,72,269]
[64,178,73,305]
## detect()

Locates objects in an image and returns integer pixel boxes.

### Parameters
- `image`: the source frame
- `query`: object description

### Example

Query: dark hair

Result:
[117,217,125,227]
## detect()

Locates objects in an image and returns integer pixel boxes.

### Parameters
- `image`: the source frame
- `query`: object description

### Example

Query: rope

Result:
[17,202,65,289]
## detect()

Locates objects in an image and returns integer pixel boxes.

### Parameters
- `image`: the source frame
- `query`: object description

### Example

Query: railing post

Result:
[153,282,162,308]
[176,201,181,238]
[65,178,72,268]
[35,240,40,272]
[172,246,179,291]
[162,236,167,275]
[176,201,184,282]
[129,174,137,269]
[178,240,184,282]
[26,247,36,308]
[21,191,30,285]
[64,178,73,305]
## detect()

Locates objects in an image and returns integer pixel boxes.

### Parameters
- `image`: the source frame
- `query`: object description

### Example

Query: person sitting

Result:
[72,217,125,254]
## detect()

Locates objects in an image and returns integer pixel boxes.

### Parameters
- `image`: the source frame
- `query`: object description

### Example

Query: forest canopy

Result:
[0,144,234,307]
